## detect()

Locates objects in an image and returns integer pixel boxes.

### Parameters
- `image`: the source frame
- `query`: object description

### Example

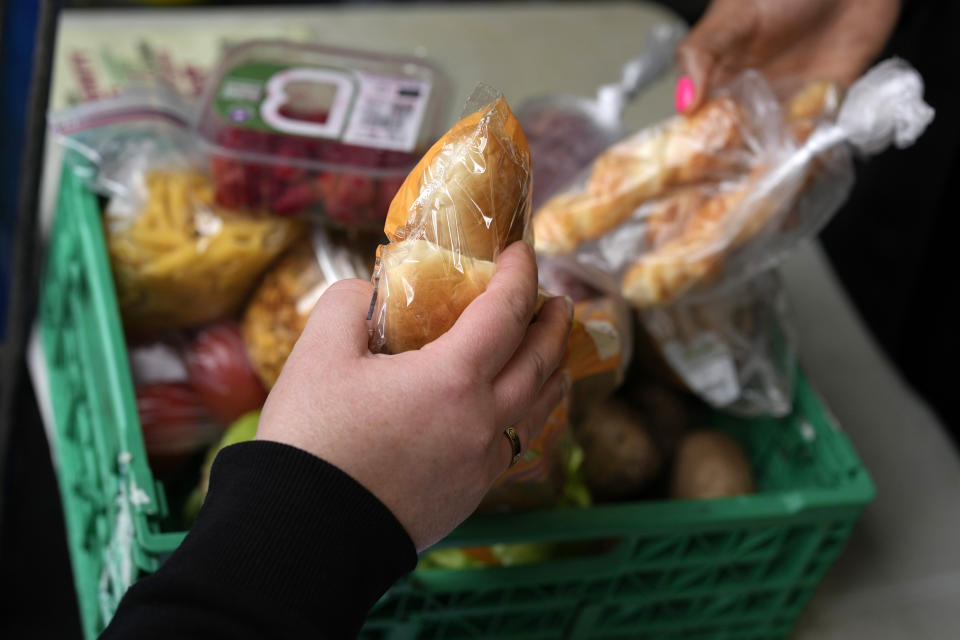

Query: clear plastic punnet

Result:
[194,40,450,226]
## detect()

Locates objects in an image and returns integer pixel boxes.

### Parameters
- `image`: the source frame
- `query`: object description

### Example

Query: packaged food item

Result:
[137,382,222,472]
[369,86,532,354]
[52,90,304,332]
[639,271,796,416]
[185,321,268,424]
[242,226,376,388]
[534,59,934,307]
[107,169,302,331]
[367,87,632,511]
[564,296,633,417]
[128,323,265,472]
[128,336,218,471]
[194,41,450,225]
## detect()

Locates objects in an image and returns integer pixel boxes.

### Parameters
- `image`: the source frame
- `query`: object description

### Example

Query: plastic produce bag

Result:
[369,86,532,354]
[51,89,304,332]
[534,59,934,308]
[127,321,267,470]
[126,336,221,471]
[639,271,796,416]
[243,226,376,388]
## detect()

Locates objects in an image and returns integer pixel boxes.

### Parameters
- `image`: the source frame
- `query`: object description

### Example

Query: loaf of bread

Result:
[534,97,745,256]
[534,79,840,307]
[371,92,532,353]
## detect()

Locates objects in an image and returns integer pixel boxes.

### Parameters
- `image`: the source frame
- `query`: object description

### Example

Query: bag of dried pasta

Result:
[52,89,303,332]
[533,59,934,308]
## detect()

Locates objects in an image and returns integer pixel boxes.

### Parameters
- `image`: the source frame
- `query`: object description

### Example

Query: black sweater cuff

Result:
[103,441,417,639]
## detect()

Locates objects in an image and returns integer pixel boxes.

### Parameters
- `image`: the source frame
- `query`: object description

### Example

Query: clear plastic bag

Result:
[369,85,533,354]
[51,89,304,332]
[534,59,934,308]
[639,271,796,416]
[242,226,376,389]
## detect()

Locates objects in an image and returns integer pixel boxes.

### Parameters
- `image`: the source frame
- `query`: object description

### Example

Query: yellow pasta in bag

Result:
[106,169,303,332]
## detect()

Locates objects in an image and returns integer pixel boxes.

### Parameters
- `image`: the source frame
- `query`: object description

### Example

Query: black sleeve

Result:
[100,441,418,639]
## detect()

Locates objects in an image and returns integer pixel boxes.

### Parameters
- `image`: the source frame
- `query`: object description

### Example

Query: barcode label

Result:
[342,72,431,152]
[358,102,414,133]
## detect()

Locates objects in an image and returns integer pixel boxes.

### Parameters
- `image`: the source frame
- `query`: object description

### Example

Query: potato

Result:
[577,399,662,501]
[670,430,754,499]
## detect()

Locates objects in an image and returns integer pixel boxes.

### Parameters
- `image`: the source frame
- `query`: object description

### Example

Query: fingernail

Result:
[675,75,695,113]
[563,295,575,317]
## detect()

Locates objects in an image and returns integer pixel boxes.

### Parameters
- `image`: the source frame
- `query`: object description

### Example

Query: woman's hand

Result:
[676,0,901,112]
[257,241,573,550]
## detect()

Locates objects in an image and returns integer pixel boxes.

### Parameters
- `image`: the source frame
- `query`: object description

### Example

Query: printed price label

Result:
[342,72,432,152]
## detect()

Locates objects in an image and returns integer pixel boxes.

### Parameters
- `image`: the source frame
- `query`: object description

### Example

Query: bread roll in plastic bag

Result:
[243,226,376,389]
[534,59,934,308]
[369,86,532,354]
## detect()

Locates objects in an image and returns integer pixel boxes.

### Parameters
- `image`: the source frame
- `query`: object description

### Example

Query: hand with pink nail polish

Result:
[676,0,900,113]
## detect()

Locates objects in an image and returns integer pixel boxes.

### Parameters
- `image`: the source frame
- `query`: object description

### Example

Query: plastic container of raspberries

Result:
[194,41,450,226]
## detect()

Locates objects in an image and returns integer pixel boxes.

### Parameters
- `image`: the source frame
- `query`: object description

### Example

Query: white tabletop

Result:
[48,4,960,638]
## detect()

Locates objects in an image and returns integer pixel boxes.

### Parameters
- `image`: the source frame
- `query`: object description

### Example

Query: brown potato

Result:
[670,430,754,499]
[577,399,662,501]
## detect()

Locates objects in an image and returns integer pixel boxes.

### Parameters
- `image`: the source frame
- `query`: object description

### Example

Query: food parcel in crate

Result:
[42,35,932,638]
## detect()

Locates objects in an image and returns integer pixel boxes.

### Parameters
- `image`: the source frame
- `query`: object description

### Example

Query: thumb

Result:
[675,45,714,113]
[676,0,756,112]
[301,278,375,357]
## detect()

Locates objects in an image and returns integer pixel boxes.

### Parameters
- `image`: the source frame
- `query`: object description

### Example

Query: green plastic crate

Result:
[40,167,874,640]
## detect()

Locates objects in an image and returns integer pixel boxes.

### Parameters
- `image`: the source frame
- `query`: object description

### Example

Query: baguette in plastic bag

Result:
[534,59,934,308]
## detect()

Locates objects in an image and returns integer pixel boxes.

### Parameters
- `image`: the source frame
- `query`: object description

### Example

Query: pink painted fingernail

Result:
[675,75,695,112]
